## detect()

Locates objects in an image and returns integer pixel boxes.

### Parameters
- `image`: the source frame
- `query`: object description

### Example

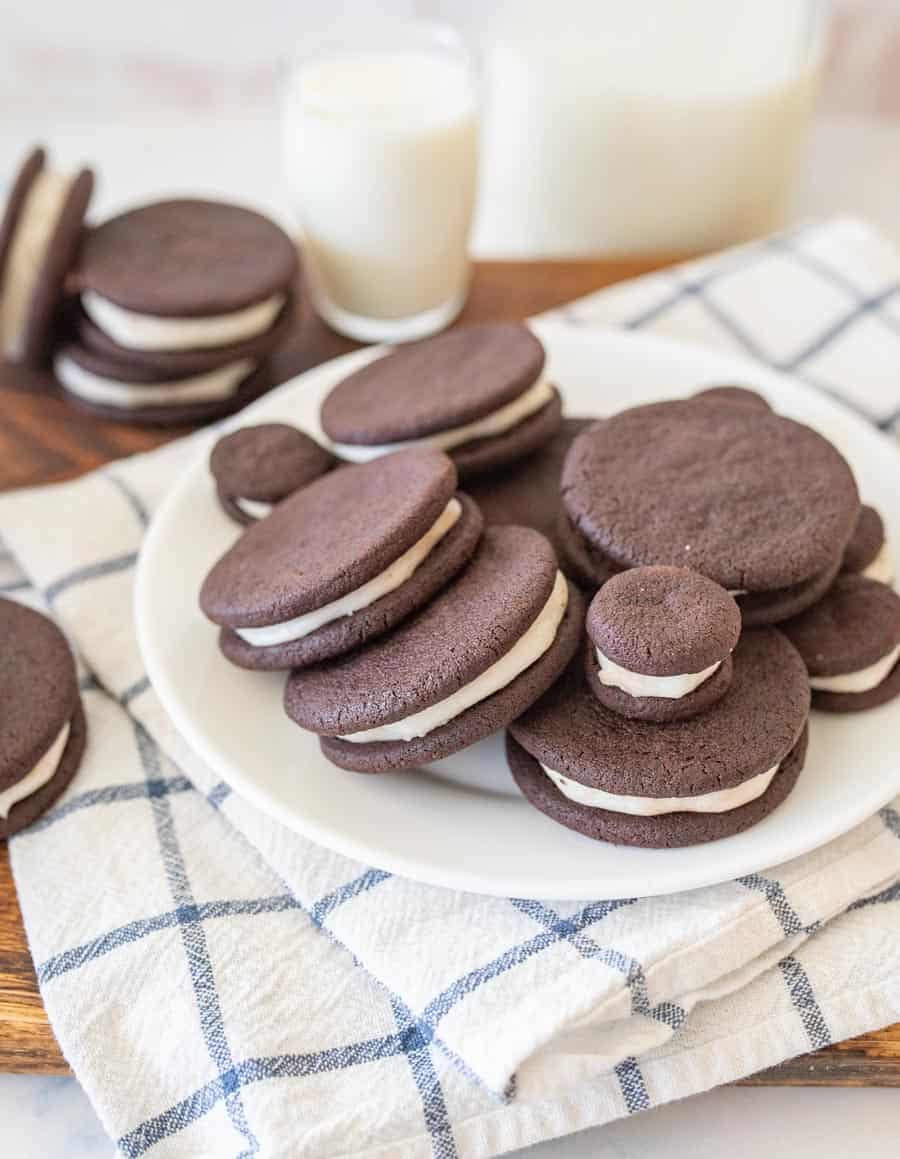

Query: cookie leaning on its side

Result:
[0,146,94,367]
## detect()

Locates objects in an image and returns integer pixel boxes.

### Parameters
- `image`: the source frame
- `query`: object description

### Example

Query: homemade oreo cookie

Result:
[693,385,771,411]
[1,598,86,838]
[584,566,741,721]
[508,628,810,848]
[841,504,894,585]
[782,574,900,712]
[0,146,94,367]
[320,323,562,477]
[200,447,481,669]
[286,525,585,772]
[210,423,335,525]
[561,399,860,623]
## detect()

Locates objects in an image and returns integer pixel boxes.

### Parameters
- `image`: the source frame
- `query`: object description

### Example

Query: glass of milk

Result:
[283,21,479,343]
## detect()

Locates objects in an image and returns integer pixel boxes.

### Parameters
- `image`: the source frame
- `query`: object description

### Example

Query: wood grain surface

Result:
[1,256,898,1081]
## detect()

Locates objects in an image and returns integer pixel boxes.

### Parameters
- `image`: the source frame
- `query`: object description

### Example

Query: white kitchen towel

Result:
[2,217,900,1159]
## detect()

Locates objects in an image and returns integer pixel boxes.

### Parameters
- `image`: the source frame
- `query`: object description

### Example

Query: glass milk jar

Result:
[283,22,479,343]
[473,0,824,255]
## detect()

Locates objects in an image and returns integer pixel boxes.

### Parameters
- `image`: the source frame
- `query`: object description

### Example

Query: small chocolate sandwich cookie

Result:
[0,146,94,367]
[0,598,86,839]
[286,525,585,773]
[54,340,277,426]
[782,575,900,713]
[200,447,482,669]
[584,566,741,721]
[210,423,335,525]
[508,628,810,848]
[841,505,894,585]
[693,385,771,410]
[320,324,563,477]
[74,198,298,353]
[467,417,593,561]
[561,399,860,623]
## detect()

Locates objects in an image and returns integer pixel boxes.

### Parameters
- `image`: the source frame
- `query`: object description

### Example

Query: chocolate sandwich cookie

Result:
[0,598,86,839]
[693,385,771,410]
[210,423,335,525]
[320,323,563,478]
[841,504,894,585]
[508,628,810,848]
[561,399,860,622]
[287,525,585,773]
[54,341,277,426]
[74,198,298,353]
[782,574,900,713]
[75,293,294,376]
[0,146,94,367]
[584,566,741,721]
[467,417,593,560]
[201,447,482,669]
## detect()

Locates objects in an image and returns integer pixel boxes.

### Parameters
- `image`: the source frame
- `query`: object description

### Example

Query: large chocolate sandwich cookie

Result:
[286,525,584,772]
[561,398,859,622]
[320,323,562,477]
[200,447,481,669]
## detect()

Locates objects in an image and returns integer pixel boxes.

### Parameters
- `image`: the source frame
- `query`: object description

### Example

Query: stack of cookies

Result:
[0,144,299,425]
[197,321,899,850]
[56,199,298,424]
[508,567,811,848]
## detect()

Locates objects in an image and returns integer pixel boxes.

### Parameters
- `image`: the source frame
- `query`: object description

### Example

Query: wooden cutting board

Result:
[1,256,898,1081]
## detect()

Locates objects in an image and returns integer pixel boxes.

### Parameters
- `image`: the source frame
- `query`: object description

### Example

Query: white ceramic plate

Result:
[135,322,900,900]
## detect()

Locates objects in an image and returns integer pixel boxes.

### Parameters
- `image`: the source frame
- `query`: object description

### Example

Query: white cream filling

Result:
[236,498,462,647]
[333,375,555,462]
[81,290,285,352]
[55,355,254,408]
[234,497,273,521]
[340,570,569,743]
[809,641,900,694]
[595,646,721,700]
[1,169,74,359]
[0,722,70,819]
[861,541,895,585]
[540,759,779,816]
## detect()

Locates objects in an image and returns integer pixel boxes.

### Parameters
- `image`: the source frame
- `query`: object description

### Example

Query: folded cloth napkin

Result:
[2,217,900,1159]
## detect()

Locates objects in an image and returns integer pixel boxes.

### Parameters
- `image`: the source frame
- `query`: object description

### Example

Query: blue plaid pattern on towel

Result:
[2,218,900,1158]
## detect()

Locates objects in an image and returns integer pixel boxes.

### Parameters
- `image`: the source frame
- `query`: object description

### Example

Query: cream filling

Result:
[235,498,462,646]
[809,641,900,694]
[540,759,778,816]
[595,647,721,700]
[81,290,285,352]
[0,722,70,819]
[333,375,555,462]
[55,355,254,408]
[1,169,74,359]
[340,570,569,743]
[234,497,273,521]
[861,541,895,585]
